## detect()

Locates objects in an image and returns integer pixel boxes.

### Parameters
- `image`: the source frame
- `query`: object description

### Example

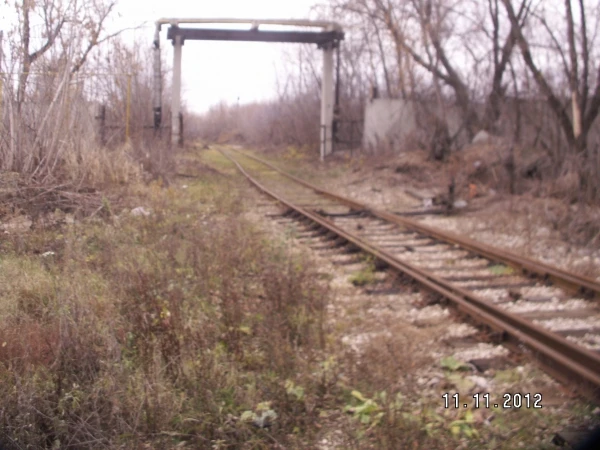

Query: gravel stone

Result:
[453,343,509,361]
[503,298,591,313]
[533,317,600,331]
[566,334,600,351]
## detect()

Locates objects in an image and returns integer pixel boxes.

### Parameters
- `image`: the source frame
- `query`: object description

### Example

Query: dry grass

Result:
[0,168,329,448]
[62,142,142,188]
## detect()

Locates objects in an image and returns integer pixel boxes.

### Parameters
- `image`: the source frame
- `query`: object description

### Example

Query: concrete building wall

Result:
[362,98,464,151]
[363,97,600,154]
[362,99,416,151]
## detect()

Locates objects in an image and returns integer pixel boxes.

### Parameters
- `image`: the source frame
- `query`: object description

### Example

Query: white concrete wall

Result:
[362,98,416,151]
[363,97,600,156]
[362,98,464,151]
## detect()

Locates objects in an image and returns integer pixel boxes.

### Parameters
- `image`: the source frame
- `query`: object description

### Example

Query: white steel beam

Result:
[156,18,342,32]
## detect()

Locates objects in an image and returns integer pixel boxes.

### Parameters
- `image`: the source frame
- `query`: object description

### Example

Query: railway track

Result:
[219,147,600,403]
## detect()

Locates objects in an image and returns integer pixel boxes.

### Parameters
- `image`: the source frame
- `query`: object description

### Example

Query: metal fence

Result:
[333,119,362,155]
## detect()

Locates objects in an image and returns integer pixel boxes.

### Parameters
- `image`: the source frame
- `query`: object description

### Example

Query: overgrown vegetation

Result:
[1,144,595,448]
[349,257,377,286]
[0,0,173,193]
[0,168,330,448]
[0,153,467,449]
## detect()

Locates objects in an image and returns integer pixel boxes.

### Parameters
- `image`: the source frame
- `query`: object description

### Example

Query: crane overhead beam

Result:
[156,18,343,32]
[166,27,344,46]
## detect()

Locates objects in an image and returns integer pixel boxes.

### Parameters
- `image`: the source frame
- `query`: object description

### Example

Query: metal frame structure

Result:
[153,18,344,159]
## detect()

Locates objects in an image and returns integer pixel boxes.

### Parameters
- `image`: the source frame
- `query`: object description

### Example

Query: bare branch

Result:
[579,0,590,113]
[501,0,575,145]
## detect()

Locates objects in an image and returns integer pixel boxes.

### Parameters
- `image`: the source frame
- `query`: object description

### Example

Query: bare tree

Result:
[501,0,600,197]
[17,0,66,109]
[2,0,121,176]
[330,0,532,140]
[501,0,600,155]
[17,0,119,105]
[482,0,530,131]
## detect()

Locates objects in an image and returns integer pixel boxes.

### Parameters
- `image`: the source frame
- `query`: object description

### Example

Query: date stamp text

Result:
[442,393,543,409]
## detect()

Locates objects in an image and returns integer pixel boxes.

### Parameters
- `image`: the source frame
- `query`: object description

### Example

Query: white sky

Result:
[112,0,323,113]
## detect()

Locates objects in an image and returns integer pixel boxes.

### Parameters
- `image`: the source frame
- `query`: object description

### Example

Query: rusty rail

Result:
[232,148,600,300]
[221,148,600,403]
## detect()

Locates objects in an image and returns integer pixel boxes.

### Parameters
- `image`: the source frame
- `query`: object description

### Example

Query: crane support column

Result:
[171,33,183,147]
[320,42,335,160]
[153,26,162,132]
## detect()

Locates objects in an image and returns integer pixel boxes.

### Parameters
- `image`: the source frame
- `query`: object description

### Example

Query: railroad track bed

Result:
[243,185,539,377]
[325,154,600,281]
[265,206,563,372]
[413,212,600,282]
[204,147,600,446]
[330,216,600,352]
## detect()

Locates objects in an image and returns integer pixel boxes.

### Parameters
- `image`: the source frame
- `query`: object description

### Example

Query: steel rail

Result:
[230,148,600,300]
[221,148,600,402]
